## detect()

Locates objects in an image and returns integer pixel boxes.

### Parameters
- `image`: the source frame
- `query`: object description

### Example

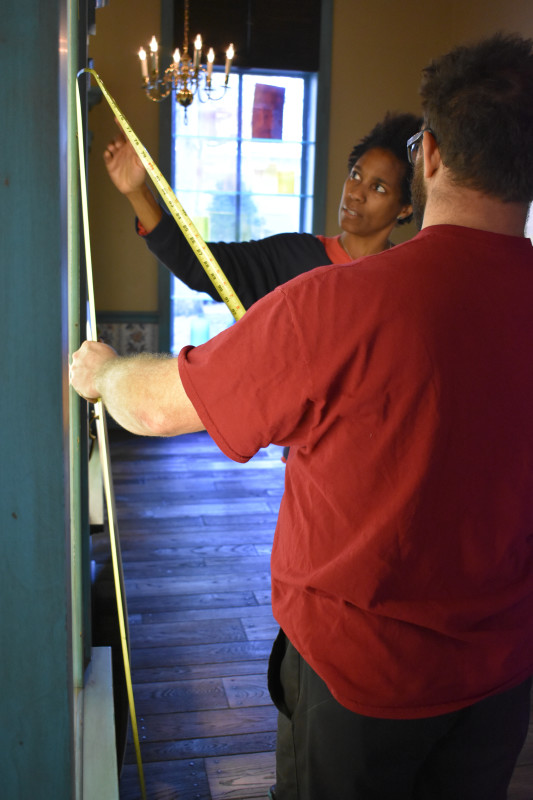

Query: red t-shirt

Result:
[179,225,533,719]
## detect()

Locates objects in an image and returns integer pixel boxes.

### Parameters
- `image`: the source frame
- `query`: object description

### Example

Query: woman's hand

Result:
[103,127,146,196]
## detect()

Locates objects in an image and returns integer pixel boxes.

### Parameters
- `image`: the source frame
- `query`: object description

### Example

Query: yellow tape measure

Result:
[75,78,147,800]
[79,67,246,322]
[75,69,247,800]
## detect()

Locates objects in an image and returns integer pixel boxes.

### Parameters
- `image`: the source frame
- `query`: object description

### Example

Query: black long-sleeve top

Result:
[142,211,334,310]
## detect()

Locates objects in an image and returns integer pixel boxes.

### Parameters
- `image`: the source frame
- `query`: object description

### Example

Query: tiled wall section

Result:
[96,317,159,355]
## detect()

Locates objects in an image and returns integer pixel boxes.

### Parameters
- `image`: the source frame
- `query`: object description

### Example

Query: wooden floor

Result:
[99,429,533,800]
[103,429,283,800]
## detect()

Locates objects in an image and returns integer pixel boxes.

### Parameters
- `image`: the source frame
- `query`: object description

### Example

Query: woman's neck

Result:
[339,231,393,260]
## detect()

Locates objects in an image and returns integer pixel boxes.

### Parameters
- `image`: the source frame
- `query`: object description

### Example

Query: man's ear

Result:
[421,130,441,178]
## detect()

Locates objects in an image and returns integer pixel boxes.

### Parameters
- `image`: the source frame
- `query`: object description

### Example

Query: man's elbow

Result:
[138,405,204,437]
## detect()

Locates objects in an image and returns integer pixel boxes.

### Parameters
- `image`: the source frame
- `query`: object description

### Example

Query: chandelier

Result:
[138,0,234,109]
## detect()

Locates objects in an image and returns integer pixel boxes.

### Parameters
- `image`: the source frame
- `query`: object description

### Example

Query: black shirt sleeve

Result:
[142,210,332,310]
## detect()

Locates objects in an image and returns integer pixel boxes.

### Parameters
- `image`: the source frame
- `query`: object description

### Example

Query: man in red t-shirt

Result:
[71,34,533,800]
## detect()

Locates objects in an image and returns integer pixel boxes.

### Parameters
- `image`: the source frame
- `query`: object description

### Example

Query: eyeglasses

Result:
[406,128,434,166]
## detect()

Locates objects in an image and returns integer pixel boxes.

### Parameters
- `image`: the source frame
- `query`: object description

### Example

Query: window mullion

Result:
[300,73,311,232]
[236,72,244,241]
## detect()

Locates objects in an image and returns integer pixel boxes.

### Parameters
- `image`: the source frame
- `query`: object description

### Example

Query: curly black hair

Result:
[347,112,422,225]
[419,33,533,203]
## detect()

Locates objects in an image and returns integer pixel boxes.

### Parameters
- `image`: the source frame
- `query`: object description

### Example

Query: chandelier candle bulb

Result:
[207,48,214,84]
[149,35,159,76]
[173,48,180,65]
[225,43,234,83]
[138,47,148,79]
[194,35,202,69]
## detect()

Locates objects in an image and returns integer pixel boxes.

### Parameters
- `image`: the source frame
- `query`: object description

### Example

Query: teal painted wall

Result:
[0,1,77,795]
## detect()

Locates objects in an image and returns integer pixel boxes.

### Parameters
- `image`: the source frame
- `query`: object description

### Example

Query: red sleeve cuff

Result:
[136,219,149,237]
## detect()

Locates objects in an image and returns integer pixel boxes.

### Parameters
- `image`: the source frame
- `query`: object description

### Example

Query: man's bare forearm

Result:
[70,344,204,437]
[96,352,203,437]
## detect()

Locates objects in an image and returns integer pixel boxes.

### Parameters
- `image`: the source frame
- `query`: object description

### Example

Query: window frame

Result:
[171,66,318,238]
[168,66,319,353]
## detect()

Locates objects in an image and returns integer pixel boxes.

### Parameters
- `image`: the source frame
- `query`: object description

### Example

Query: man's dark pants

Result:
[268,630,531,799]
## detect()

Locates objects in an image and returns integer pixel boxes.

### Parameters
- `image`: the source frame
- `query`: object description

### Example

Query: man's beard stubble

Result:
[411,157,427,231]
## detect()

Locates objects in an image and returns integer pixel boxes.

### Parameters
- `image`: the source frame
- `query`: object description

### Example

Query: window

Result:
[170,67,317,353]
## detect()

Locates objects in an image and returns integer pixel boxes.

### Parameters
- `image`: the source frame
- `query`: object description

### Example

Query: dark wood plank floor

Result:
[102,429,283,800]
[100,429,533,800]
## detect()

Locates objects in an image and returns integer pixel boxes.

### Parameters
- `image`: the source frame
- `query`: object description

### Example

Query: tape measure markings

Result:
[80,68,245,322]
[75,68,249,800]
[75,79,147,800]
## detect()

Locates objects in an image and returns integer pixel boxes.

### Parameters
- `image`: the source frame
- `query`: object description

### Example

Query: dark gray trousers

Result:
[268,630,531,800]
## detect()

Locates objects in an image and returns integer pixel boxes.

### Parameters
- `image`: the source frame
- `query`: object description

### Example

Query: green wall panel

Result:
[0,1,77,796]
